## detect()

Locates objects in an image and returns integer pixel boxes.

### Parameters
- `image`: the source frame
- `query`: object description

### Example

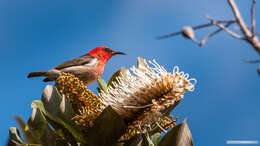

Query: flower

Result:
[100,59,196,137]
[55,72,104,127]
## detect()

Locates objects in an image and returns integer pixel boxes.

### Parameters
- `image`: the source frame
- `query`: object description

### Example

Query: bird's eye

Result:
[104,48,112,53]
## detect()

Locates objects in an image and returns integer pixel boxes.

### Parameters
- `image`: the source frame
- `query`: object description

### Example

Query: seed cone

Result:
[55,72,104,127]
[100,59,196,137]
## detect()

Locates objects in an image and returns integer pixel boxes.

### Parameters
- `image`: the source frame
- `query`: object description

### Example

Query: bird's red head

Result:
[87,46,125,61]
[86,46,125,75]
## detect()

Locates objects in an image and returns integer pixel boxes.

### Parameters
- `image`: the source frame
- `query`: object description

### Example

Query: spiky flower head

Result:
[55,72,104,127]
[100,59,196,137]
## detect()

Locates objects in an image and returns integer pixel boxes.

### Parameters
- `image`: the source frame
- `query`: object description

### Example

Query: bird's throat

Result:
[96,60,108,76]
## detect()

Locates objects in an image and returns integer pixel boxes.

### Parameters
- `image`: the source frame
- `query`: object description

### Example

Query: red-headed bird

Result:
[27,46,125,84]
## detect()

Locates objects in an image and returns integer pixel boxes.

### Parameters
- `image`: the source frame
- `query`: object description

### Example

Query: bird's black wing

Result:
[54,55,95,70]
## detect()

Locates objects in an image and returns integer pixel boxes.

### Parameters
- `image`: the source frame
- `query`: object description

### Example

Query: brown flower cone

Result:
[55,72,104,127]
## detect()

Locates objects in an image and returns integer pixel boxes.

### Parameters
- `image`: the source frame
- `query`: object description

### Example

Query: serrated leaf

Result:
[31,100,47,115]
[32,100,77,145]
[158,120,193,146]
[14,115,39,144]
[44,116,77,145]
[41,85,86,144]
[59,94,74,116]
[150,133,161,146]
[85,106,126,146]
[97,77,108,93]
[41,85,61,117]
[28,104,58,146]
[9,127,24,144]
[7,138,18,146]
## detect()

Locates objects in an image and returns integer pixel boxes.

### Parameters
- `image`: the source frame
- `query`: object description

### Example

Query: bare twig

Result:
[228,0,260,55]
[157,0,260,58]
[251,0,256,37]
[192,19,235,30]
[244,59,260,63]
[156,19,235,39]
[206,16,244,40]
[200,21,234,46]
[156,31,182,39]
[228,0,252,38]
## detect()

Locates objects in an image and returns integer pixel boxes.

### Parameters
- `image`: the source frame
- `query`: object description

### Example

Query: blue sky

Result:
[1,0,260,145]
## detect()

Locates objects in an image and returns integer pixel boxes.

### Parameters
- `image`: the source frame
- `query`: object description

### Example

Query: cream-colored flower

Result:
[100,59,196,136]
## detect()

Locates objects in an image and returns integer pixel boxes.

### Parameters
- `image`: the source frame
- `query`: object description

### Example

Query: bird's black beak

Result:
[112,51,126,55]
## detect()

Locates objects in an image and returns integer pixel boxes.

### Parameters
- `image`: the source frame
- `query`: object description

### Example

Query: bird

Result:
[27,46,126,84]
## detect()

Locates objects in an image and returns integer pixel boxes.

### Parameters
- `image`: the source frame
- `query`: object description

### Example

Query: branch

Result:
[228,0,252,38]
[206,16,244,40]
[228,0,260,55]
[156,19,235,39]
[156,20,236,39]
[251,0,256,37]
[156,19,236,46]
[244,59,260,63]
[192,19,236,30]
[156,0,260,73]
[156,31,182,39]
[200,21,234,46]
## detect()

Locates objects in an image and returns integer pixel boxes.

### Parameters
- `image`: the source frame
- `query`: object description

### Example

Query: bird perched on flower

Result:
[27,46,125,84]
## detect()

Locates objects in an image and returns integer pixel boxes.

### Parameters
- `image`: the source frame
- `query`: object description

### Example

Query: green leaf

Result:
[85,106,126,146]
[59,94,75,119]
[158,120,193,146]
[41,85,61,117]
[14,115,39,144]
[44,116,77,145]
[31,99,77,145]
[31,100,47,115]
[9,127,24,144]
[41,85,86,144]
[150,133,161,146]
[123,131,162,146]
[144,132,155,146]
[97,77,108,93]
[28,102,59,146]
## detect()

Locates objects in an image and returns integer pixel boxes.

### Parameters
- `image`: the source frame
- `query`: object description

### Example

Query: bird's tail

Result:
[27,71,48,78]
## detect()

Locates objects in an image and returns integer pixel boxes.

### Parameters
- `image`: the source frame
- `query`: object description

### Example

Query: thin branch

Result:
[192,19,235,30]
[228,0,252,38]
[200,21,234,46]
[206,16,244,40]
[251,0,256,37]
[156,31,182,39]
[156,19,235,39]
[228,0,260,55]
[244,59,260,63]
